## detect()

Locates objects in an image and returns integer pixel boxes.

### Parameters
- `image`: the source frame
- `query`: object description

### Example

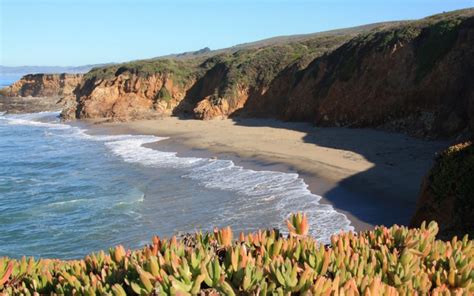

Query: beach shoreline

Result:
[83,116,450,232]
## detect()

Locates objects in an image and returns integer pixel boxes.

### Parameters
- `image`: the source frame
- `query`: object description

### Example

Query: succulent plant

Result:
[286,212,309,236]
[0,214,473,295]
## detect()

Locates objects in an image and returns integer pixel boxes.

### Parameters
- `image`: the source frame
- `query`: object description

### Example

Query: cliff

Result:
[280,13,474,139]
[61,33,356,121]
[0,73,83,113]
[1,73,83,98]
[56,9,474,139]
[410,141,474,238]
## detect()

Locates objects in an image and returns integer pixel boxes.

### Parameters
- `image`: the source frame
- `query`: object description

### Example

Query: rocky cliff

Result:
[0,73,83,113]
[56,9,474,139]
[410,141,474,238]
[283,12,474,139]
[1,73,83,98]
[61,33,356,121]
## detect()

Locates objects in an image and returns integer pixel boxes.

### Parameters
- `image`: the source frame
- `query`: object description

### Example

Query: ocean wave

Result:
[0,111,354,242]
[115,194,145,207]
[99,126,354,241]
[0,111,69,130]
[49,198,87,207]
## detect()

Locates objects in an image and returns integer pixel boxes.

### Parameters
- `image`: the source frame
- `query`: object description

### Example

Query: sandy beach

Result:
[95,117,450,232]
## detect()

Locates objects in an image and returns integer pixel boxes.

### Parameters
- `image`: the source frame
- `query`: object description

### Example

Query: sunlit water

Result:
[0,112,353,259]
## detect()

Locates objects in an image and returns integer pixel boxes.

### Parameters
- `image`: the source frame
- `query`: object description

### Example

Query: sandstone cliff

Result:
[0,73,83,113]
[61,33,355,121]
[58,9,474,139]
[1,73,83,98]
[410,141,474,238]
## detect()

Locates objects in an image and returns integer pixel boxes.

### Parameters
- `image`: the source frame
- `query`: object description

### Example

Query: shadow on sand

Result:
[229,117,450,228]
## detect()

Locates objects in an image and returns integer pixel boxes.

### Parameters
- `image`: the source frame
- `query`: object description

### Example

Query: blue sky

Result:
[1,0,473,66]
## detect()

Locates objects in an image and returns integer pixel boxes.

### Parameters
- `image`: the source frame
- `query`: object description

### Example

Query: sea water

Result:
[0,76,21,89]
[0,111,353,259]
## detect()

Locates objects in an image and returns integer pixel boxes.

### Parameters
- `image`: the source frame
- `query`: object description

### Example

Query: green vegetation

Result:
[155,86,172,103]
[373,27,422,50]
[430,141,474,201]
[430,141,474,211]
[76,8,472,117]
[83,59,204,87]
[415,19,463,81]
[81,32,353,110]
[324,9,471,86]
[205,34,351,107]
[1,213,473,295]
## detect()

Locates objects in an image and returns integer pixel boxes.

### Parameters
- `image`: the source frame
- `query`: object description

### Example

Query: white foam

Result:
[115,193,145,206]
[0,111,354,242]
[0,111,70,130]
[48,198,88,208]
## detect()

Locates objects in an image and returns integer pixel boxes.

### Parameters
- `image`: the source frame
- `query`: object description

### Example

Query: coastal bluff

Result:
[64,9,473,139]
[2,10,473,139]
[1,73,83,98]
[0,73,83,113]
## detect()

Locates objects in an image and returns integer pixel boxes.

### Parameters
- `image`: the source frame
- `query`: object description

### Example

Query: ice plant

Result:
[0,216,473,295]
[286,212,309,236]
[0,262,13,286]
[215,226,233,247]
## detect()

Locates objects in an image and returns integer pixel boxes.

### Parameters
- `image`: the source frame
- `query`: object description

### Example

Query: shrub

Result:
[1,213,473,295]
[415,19,462,81]
[155,86,172,103]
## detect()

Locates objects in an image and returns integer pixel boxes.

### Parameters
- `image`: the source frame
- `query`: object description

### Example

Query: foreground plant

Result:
[286,212,309,237]
[0,213,473,295]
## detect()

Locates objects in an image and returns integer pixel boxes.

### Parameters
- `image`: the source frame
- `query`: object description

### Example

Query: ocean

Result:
[0,81,352,259]
[0,76,21,89]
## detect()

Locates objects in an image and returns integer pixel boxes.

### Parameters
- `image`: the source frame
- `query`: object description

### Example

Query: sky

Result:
[0,0,473,66]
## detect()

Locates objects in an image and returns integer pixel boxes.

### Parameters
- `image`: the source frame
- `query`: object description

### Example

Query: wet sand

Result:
[91,117,450,232]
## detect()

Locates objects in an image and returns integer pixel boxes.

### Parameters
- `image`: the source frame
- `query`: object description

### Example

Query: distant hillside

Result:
[150,21,405,61]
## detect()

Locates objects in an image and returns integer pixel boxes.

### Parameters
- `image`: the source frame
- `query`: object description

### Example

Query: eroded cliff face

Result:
[410,141,474,238]
[60,10,473,138]
[2,74,83,98]
[0,73,83,113]
[241,14,474,138]
[4,10,473,139]
[62,73,191,120]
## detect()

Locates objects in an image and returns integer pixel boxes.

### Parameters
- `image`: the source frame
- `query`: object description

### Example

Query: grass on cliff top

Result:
[84,58,204,86]
[83,31,353,109]
[205,33,352,104]
[329,9,472,83]
[1,213,473,295]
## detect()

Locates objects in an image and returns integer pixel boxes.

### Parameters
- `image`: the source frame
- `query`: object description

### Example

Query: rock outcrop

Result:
[0,74,83,114]
[1,73,83,98]
[0,96,64,114]
[410,141,474,238]
[63,72,190,120]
